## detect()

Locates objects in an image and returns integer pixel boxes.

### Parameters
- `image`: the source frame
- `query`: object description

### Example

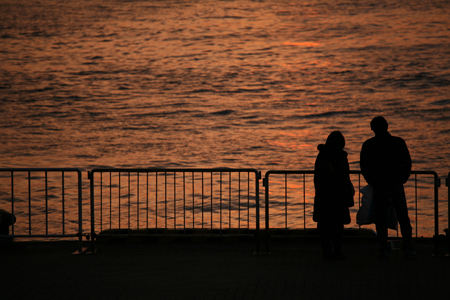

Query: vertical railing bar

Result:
[11,171,15,236]
[62,171,65,235]
[303,174,306,230]
[265,173,270,253]
[137,172,140,231]
[76,169,83,253]
[155,173,158,231]
[397,185,400,239]
[447,172,450,255]
[247,172,250,229]
[238,172,241,233]
[415,174,418,238]
[255,170,261,253]
[109,172,112,232]
[211,172,213,230]
[89,171,95,250]
[434,172,439,252]
[220,172,222,233]
[183,172,186,234]
[100,172,103,233]
[119,172,121,231]
[28,171,31,235]
[45,171,48,235]
[146,172,149,235]
[285,173,287,230]
[358,174,362,202]
[358,173,362,230]
[201,172,204,234]
[128,172,131,235]
[174,172,176,231]
[165,172,167,232]
[192,172,195,230]
[229,172,231,229]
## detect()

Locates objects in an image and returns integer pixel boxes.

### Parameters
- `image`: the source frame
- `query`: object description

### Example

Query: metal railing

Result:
[88,168,261,251]
[1,166,444,255]
[263,170,440,253]
[0,168,84,253]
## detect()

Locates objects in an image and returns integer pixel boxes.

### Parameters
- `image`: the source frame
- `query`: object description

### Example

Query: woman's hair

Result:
[325,131,345,149]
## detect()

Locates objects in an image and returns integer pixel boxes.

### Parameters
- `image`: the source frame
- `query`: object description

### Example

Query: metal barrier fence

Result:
[88,168,261,251]
[1,166,445,255]
[263,170,440,253]
[0,168,84,253]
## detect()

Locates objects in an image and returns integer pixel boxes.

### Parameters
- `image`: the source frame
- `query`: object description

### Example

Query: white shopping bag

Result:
[356,185,398,230]
[357,185,374,225]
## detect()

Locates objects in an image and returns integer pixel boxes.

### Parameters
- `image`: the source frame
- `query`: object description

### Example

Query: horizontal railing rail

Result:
[0,168,84,253]
[263,170,440,253]
[88,168,261,252]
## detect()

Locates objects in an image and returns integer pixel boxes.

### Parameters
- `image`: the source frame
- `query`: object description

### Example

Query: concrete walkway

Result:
[1,239,449,300]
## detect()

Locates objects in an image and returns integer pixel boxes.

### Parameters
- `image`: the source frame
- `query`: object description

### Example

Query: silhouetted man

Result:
[360,116,415,258]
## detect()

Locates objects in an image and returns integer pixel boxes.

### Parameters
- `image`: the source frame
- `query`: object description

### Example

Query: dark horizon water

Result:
[1,0,449,237]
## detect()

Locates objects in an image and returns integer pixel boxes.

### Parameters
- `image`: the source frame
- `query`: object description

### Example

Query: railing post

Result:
[10,171,14,236]
[433,172,440,256]
[88,170,97,254]
[447,174,450,256]
[77,169,83,253]
[253,171,261,254]
[263,173,270,254]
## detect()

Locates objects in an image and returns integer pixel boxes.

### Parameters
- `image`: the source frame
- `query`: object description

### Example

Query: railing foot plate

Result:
[84,248,97,255]
[72,247,89,255]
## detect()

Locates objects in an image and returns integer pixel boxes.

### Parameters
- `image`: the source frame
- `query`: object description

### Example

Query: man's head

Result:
[370,116,388,135]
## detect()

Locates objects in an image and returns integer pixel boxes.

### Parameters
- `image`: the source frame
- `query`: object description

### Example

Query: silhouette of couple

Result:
[313,116,415,259]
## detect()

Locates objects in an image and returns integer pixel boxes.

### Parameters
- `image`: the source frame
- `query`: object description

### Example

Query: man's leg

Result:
[373,187,390,257]
[391,185,413,251]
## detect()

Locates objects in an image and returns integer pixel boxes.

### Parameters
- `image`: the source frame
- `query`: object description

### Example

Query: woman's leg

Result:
[331,223,344,255]
[317,221,332,258]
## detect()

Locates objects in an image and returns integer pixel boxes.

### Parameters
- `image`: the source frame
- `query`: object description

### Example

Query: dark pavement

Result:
[1,238,449,300]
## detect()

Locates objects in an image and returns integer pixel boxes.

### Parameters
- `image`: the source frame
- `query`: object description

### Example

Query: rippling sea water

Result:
[1,0,449,236]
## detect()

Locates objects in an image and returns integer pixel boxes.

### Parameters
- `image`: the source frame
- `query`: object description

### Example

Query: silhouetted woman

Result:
[313,131,354,259]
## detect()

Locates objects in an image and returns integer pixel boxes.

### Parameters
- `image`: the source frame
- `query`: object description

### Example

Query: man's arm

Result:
[360,141,373,184]
[399,138,412,183]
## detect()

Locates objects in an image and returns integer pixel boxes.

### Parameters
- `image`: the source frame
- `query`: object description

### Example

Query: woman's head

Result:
[325,131,345,149]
